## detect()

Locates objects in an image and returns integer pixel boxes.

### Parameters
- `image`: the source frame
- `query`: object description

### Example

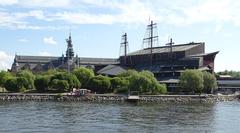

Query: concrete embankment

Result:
[0,93,238,103]
[139,95,237,103]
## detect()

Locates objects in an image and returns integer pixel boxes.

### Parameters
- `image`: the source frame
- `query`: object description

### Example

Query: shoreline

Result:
[0,93,238,103]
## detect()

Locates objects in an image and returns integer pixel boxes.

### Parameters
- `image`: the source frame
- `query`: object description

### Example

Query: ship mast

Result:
[120,33,129,65]
[143,20,158,65]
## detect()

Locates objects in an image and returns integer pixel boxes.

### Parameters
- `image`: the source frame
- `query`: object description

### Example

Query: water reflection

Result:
[117,103,216,133]
[0,101,239,133]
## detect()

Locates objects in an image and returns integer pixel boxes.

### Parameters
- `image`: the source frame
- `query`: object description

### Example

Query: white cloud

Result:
[0,0,18,5]
[0,51,14,70]
[18,38,28,42]
[43,37,57,45]
[49,0,240,27]
[0,0,70,8]
[156,0,240,27]
[1,0,240,29]
[14,10,48,21]
[214,24,223,33]
[0,11,54,30]
[55,12,114,24]
[21,0,71,8]
[38,51,52,56]
[55,0,156,25]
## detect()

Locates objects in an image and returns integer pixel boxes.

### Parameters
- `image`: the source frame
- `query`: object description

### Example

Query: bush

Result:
[111,77,129,93]
[73,67,94,88]
[203,71,217,93]
[118,70,138,77]
[17,70,35,90]
[179,70,204,94]
[88,75,111,94]
[50,72,81,91]
[34,75,51,92]
[0,71,13,88]
[118,70,167,94]
[154,84,167,94]
[50,79,69,92]
[4,77,27,92]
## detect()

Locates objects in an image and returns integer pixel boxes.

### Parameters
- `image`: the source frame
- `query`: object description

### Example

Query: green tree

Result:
[118,70,138,77]
[0,71,13,88]
[203,71,217,93]
[111,77,129,93]
[50,79,69,92]
[118,70,167,94]
[139,71,158,93]
[4,77,27,92]
[88,75,111,94]
[73,67,94,88]
[17,70,35,90]
[34,75,51,92]
[50,72,81,91]
[217,70,240,78]
[179,70,204,94]
[154,83,167,94]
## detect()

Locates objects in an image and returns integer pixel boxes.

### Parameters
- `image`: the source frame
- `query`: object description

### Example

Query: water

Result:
[0,101,240,133]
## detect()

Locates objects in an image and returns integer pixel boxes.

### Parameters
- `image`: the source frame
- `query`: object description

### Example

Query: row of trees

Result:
[216,70,240,78]
[0,70,35,92]
[179,70,217,94]
[0,67,167,94]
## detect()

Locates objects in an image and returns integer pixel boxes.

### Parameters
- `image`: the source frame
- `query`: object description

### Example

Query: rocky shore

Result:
[0,93,238,103]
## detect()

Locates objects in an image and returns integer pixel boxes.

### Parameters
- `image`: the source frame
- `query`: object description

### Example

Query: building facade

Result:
[11,22,219,86]
[11,34,119,73]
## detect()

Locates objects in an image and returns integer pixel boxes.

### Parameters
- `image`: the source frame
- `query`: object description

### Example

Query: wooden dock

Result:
[127,95,140,103]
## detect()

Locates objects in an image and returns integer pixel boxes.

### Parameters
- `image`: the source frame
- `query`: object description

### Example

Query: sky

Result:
[0,0,239,72]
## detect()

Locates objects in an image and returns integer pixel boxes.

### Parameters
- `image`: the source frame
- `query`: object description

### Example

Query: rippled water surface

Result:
[0,101,240,133]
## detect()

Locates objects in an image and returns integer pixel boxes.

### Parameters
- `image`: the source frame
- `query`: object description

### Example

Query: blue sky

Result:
[0,0,239,72]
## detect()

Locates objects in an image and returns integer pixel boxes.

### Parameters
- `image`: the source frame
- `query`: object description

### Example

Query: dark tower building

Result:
[66,33,74,60]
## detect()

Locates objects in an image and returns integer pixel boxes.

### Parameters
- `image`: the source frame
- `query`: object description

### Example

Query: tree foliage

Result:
[50,72,81,91]
[0,71,13,88]
[111,77,129,93]
[118,70,167,94]
[17,70,35,90]
[34,75,51,92]
[88,75,111,94]
[179,70,204,93]
[203,71,217,93]
[4,77,27,92]
[73,67,94,88]
[179,70,218,94]
[2,67,167,94]
[50,79,69,92]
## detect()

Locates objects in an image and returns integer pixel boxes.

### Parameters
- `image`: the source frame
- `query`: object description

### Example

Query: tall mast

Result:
[150,21,153,58]
[143,20,158,65]
[120,33,128,65]
[166,38,174,76]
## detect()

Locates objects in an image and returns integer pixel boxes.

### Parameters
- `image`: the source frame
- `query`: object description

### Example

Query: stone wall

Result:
[0,93,238,103]
[139,95,237,103]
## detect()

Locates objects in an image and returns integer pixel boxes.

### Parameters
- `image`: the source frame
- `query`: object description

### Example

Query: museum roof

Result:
[127,42,204,56]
